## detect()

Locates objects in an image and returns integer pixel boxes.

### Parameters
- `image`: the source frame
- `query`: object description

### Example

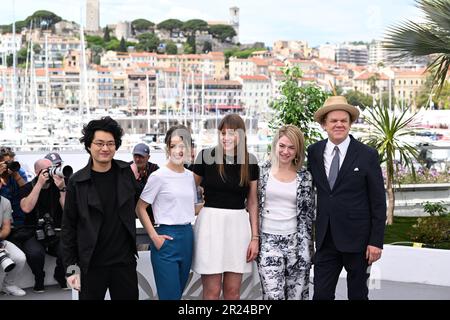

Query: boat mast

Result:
[10,0,17,131]
[146,73,150,133]
[79,16,90,118]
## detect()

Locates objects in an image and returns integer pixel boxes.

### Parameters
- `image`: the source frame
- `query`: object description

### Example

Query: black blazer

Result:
[307,136,386,253]
[61,159,139,272]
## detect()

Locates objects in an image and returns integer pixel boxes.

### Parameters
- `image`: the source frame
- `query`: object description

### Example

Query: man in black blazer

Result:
[61,117,140,300]
[307,96,386,300]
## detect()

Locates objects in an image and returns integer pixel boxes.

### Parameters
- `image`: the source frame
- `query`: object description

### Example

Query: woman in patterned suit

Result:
[257,125,315,300]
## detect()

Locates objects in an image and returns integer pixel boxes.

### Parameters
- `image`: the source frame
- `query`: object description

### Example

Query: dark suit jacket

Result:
[307,136,386,253]
[61,158,139,272]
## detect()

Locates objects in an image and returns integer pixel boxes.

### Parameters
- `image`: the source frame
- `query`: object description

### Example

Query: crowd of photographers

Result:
[0,148,73,296]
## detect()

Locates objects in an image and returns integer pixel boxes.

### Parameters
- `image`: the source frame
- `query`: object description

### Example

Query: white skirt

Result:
[192,207,252,275]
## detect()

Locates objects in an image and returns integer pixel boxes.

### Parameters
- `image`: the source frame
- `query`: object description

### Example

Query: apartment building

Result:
[229,57,256,80]
[0,33,22,56]
[336,44,368,66]
[353,71,390,96]
[237,75,271,113]
[185,80,243,112]
[393,68,428,108]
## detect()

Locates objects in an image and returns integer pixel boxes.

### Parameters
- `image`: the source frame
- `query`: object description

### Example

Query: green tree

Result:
[136,32,160,52]
[105,39,120,51]
[90,45,103,65]
[157,19,183,32]
[344,90,373,109]
[202,41,212,53]
[33,43,42,55]
[224,47,263,66]
[14,20,27,32]
[363,104,418,225]
[416,75,450,109]
[384,0,450,95]
[417,75,435,108]
[119,37,127,52]
[1,20,27,33]
[165,41,178,54]
[86,35,105,48]
[0,25,9,33]
[6,54,13,67]
[17,47,28,65]
[186,35,196,54]
[132,19,155,34]
[367,74,380,94]
[380,92,397,110]
[182,19,208,33]
[183,42,194,54]
[25,10,62,29]
[350,41,368,46]
[270,67,330,145]
[103,26,111,42]
[209,24,236,42]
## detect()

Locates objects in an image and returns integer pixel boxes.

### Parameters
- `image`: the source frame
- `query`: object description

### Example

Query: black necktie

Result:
[328,146,340,189]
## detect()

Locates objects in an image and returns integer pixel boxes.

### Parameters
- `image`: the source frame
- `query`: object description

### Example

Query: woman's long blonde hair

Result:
[271,125,305,171]
[216,114,250,187]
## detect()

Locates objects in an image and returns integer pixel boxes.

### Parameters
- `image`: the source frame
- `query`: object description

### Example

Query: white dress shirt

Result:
[324,135,351,178]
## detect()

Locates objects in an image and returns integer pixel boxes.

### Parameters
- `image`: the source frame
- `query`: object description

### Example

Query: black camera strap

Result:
[31,178,58,225]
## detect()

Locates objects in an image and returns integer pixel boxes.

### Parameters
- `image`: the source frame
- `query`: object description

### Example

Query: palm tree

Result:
[384,0,450,95]
[363,104,418,225]
[367,74,380,95]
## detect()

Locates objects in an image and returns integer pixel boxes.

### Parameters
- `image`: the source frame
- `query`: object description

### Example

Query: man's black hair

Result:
[80,116,124,154]
[0,146,15,158]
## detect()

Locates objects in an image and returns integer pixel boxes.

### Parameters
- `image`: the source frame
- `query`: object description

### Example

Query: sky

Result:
[1,0,422,47]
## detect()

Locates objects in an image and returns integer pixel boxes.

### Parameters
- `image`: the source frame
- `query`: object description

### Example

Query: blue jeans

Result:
[150,224,193,300]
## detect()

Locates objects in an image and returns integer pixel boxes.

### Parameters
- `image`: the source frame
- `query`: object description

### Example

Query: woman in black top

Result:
[192,114,259,300]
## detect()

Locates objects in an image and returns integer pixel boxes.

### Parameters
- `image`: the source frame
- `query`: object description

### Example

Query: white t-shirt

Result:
[140,166,197,225]
[261,173,297,235]
[0,196,13,228]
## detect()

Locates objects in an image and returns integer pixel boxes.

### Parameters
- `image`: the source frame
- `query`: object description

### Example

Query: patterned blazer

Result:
[257,160,315,267]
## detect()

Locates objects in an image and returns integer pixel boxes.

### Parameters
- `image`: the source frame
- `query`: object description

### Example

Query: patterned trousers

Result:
[257,232,310,300]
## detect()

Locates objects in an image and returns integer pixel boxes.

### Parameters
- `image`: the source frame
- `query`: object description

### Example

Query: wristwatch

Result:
[59,187,67,192]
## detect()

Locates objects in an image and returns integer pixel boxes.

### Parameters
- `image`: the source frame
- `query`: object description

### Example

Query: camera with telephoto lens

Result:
[0,241,16,272]
[47,165,73,179]
[5,161,20,172]
[35,213,56,241]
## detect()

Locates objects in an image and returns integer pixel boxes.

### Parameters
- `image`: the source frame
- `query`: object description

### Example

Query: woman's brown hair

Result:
[216,114,250,186]
[164,124,192,162]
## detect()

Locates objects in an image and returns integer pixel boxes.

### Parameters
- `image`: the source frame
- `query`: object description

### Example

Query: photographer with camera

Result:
[130,143,159,226]
[0,147,28,226]
[18,158,69,292]
[0,195,26,296]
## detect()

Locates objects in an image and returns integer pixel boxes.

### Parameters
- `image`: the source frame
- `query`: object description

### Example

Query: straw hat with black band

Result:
[314,96,360,124]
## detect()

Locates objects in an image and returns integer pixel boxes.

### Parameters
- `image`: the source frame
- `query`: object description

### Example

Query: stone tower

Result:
[229,6,239,43]
[86,0,100,32]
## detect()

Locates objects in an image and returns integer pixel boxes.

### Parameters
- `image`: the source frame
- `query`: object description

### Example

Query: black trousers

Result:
[10,236,65,283]
[313,227,370,300]
[79,263,138,300]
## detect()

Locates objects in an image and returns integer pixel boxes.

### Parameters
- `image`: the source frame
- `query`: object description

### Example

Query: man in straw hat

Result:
[307,95,386,300]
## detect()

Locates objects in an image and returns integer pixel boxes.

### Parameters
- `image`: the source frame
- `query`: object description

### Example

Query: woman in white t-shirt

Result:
[257,125,315,300]
[136,125,200,300]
